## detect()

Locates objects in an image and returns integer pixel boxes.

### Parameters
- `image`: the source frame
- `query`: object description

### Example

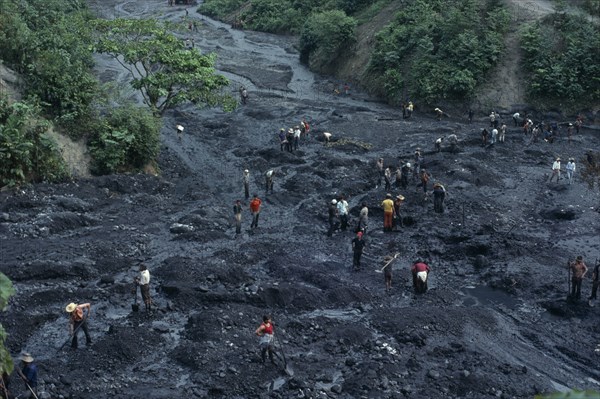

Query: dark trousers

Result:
[412,272,428,294]
[266,180,273,193]
[327,218,338,237]
[261,345,275,363]
[72,320,92,348]
[251,212,260,228]
[590,281,599,300]
[433,196,444,213]
[339,214,348,231]
[571,278,583,299]
[353,251,362,269]
[244,183,249,199]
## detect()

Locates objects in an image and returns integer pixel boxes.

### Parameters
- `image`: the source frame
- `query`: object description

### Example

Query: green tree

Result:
[93,18,235,116]
[299,10,357,72]
[0,273,16,380]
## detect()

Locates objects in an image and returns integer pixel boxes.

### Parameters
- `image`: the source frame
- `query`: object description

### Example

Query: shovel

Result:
[132,283,140,312]
[274,334,294,376]
[375,253,400,273]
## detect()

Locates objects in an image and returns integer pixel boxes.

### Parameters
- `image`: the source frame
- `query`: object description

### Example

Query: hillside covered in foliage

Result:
[200,0,600,110]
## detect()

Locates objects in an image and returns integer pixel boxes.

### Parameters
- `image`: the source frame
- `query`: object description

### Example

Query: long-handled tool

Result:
[274,334,294,376]
[375,253,400,273]
[132,283,140,312]
[57,314,88,352]
[16,368,39,399]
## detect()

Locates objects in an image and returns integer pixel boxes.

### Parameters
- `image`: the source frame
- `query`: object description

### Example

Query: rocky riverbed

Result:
[1,0,600,398]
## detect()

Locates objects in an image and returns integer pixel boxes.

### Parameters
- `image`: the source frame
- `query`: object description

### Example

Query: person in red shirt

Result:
[65,302,92,349]
[249,194,262,229]
[255,315,275,364]
[411,261,431,294]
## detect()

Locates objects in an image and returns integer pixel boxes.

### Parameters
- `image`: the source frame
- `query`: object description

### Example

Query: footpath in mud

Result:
[1,0,600,398]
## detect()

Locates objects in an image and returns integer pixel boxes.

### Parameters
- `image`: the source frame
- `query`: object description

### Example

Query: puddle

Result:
[461,285,521,310]
[303,308,362,321]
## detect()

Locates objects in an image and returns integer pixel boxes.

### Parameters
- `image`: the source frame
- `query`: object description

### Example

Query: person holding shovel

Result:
[255,315,276,364]
[135,264,152,312]
[382,254,399,292]
[351,231,366,271]
[568,255,588,300]
[65,302,92,349]
[18,353,37,398]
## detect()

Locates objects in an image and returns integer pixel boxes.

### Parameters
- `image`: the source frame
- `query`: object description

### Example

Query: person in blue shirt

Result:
[19,352,37,398]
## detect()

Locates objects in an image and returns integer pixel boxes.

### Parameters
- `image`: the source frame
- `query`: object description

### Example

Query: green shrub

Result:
[0,97,68,187]
[198,0,246,19]
[299,10,357,72]
[89,105,160,175]
[368,0,509,104]
[520,14,600,109]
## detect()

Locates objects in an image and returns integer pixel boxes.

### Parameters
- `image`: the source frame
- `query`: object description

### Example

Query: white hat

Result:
[176,125,184,132]
[66,303,77,313]
[244,169,249,173]
[20,353,34,363]
[331,199,337,204]
[406,163,411,168]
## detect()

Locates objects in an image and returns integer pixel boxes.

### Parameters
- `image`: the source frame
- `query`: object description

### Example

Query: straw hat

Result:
[331,199,337,205]
[556,157,561,161]
[396,195,405,201]
[386,193,392,198]
[20,353,34,363]
[176,125,184,132]
[65,303,77,313]
[244,169,249,173]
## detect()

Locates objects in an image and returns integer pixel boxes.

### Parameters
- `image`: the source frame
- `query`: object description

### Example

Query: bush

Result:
[90,105,160,175]
[519,14,600,109]
[368,0,509,104]
[0,97,68,187]
[299,10,357,72]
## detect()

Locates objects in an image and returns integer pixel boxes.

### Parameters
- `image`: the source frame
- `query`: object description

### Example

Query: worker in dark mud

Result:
[393,194,404,230]
[394,166,402,188]
[569,256,588,300]
[407,101,414,118]
[278,128,286,151]
[135,264,152,312]
[411,260,431,294]
[327,199,339,237]
[351,231,366,271]
[434,137,443,152]
[499,123,507,143]
[586,150,595,167]
[575,116,582,135]
[66,302,92,349]
[285,129,294,152]
[249,194,262,229]
[293,126,301,150]
[588,260,600,305]
[467,109,474,124]
[413,149,423,178]
[240,86,248,104]
[416,169,431,194]
[337,195,349,232]
[433,182,446,213]
[401,162,410,188]
[512,112,520,127]
[447,134,458,153]
[565,158,576,185]
[384,167,392,191]
[323,132,332,143]
[376,158,384,187]
[381,193,394,232]
[548,157,561,183]
[243,169,250,199]
[566,123,574,144]
[255,315,276,364]
[18,352,37,398]
[176,124,184,141]
[265,170,274,194]
[490,128,498,144]
[489,111,497,128]
[383,254,398,292]
[435,108,444,121]
[481,128,489,146]
[233,199,242,234]
[357,202,368,234]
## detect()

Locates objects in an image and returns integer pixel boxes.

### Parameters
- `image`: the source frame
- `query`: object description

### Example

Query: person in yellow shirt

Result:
[381,193,395,232]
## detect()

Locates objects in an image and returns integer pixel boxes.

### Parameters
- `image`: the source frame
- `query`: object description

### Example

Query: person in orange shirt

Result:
[381,193,394,232]
[65,302,92,349]
[249,194,262,229]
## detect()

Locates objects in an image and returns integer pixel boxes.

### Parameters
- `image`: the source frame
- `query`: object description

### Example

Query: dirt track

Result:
[1,0,600,398]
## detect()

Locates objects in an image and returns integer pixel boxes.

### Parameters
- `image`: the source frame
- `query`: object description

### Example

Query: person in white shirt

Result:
[565,158,576,185]
[135,264,152,312]
[337,195,349,232]
[549,157,561,183]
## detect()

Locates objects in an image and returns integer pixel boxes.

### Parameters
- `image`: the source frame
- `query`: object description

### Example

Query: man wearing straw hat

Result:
[18,352,37,398]
[548,157,561,183]
[65,302,92,349]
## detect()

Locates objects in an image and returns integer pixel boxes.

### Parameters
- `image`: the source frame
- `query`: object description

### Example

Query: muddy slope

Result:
[1,0,600,398]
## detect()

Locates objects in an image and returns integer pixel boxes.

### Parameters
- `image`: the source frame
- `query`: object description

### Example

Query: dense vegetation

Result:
[369,0,510,104]
[0,273,15,384]
[519,10,600,110]
[0,0,233,186]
